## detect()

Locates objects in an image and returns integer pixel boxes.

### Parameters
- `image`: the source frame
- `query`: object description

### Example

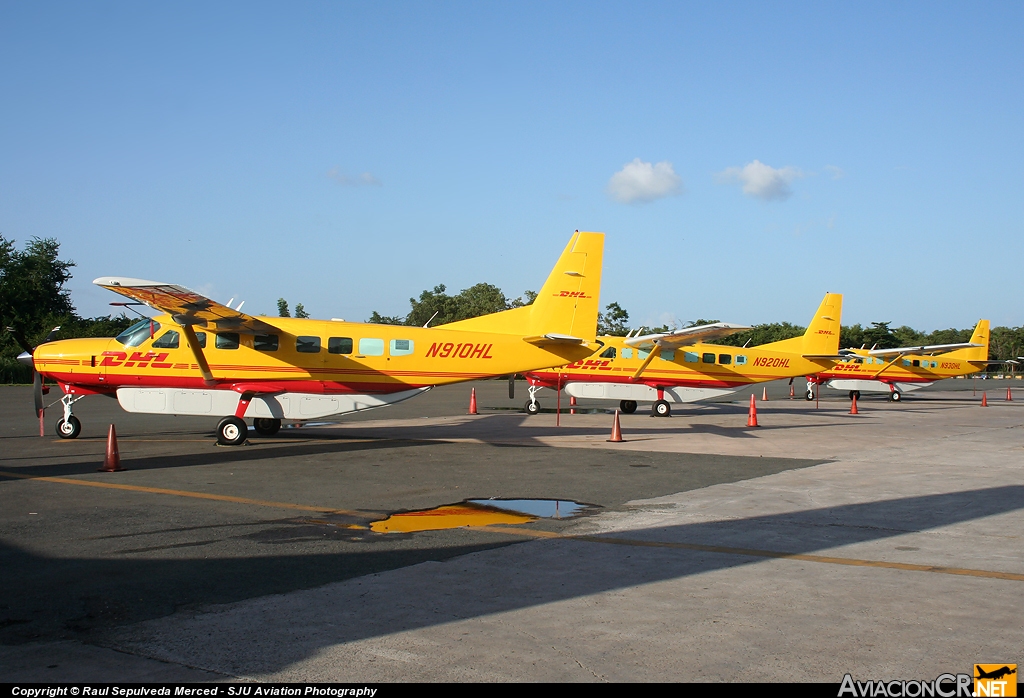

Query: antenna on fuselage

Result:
[110,302,149,319]
[235,301,245,312]
[743,339,751,348]
[423,311,439,328]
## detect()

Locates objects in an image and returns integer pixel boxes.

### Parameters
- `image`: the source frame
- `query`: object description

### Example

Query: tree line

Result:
[3,236,1021,384]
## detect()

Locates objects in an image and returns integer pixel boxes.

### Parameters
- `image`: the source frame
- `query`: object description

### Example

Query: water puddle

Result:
[369,498,596,534]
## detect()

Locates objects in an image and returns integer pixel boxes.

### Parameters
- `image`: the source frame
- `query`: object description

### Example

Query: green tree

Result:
[862,321,899,349]
[718,322,805,348]
[294,303,310,319]
[597,302,630,336]
[368,282,517,326]
[276,298,290,317]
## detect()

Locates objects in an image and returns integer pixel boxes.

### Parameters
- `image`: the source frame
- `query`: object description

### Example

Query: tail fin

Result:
[947,319,990,362]
[761,293,843,356]
[437,231,604,340]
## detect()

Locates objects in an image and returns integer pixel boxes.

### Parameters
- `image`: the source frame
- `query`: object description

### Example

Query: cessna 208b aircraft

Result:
[807,319,990,401]
[22,231,605,445]
[522,293,843,416]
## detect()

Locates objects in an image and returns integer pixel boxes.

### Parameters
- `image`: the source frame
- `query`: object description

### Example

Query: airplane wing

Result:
[94,277,276,333]
[624,323,750,350]
[867,342,982,357]
[523,333,589,346]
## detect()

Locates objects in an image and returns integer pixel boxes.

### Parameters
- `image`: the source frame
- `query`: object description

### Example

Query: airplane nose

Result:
[17,351,34,367]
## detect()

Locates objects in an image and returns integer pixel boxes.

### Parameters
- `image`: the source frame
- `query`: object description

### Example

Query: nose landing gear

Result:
[55,393,86,439]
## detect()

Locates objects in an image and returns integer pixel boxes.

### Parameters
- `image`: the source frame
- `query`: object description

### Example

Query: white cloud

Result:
[327,168,382,187]
[824,164,844,180]
[716,160,802,201]
[606,158,684,204]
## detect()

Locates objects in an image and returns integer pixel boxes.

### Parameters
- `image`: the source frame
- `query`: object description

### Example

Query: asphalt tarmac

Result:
[1,377,1022,681]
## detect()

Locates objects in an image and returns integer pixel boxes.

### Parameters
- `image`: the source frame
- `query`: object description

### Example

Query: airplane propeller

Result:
[11,326,60,416]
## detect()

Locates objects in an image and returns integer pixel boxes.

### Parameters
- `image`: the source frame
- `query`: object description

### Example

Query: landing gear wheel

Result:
[253,418,281,436]
[524,400,541,415]
[217,416,248,445]
[55,416,82,439]
[889,391,902,402]
[848,390,861,400]
[620,400,638,414]
[652,400,671,417]
[805,389,815,401]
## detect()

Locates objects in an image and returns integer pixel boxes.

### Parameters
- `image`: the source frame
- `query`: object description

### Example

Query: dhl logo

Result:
[553,291,592,298]
[101,350,172,368]
[566,359,612,370]
[817,330,835,335]
[832,364,862,372]
[425,342,494,359]
[752,357,791,368]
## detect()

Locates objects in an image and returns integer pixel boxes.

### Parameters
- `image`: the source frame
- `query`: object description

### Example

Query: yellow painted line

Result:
[479,526,1024,582]
[0,470,368,518]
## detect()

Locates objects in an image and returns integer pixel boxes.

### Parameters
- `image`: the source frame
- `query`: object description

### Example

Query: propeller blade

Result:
[33,370,43,416]
[42,326,61,343]
[509,374,515,399]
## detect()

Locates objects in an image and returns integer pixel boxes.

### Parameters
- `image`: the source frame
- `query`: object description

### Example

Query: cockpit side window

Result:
[152,330,179,349]
[600,347,616,359]
[115,319,161,348]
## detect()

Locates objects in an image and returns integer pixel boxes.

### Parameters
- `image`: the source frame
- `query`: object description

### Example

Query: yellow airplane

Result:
[522,293,843,416]
[808,320,990,401]
[23,231,605,444]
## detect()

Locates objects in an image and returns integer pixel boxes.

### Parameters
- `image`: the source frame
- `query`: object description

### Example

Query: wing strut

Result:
[870,353,906,380]
[631,344,662,381]
[181,325,215,385]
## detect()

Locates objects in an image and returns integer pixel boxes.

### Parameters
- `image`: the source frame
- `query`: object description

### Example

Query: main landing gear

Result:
[619,400,638,414]
[889,390,903,402]
[524,385,542,415]
[848,390,861,400]
[651,399,671,417]
[55,393,86,439]
[217,416,248,446]
[253,418,282,436]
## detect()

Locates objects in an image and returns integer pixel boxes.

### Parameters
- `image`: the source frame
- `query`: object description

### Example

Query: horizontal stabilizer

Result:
[523,333,587,346]
[624,323,750,349]
[95,277,275,333]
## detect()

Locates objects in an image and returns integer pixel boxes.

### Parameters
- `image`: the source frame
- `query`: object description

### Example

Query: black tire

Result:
[619,400,638,414]
[805,389,815,401]
[852,390,861,400]
[253,418,281,436]
[652,399,671,417]
[217,416,248,445]
[55,416,81,439]
[890,390,902,402]
[524,400,541,415]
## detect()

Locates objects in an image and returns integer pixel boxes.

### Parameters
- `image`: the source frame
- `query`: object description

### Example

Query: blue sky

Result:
[1,1,1021,331]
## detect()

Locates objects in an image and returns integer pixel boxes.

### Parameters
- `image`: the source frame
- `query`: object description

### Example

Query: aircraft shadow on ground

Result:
[2,485,1020,671]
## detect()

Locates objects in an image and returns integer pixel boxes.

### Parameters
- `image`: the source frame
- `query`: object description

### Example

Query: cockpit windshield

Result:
[115,319,161,347]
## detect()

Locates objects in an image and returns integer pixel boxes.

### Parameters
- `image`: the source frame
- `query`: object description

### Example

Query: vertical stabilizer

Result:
[437,232,604,340]
[947,320,990,362]
[760,293,843,355]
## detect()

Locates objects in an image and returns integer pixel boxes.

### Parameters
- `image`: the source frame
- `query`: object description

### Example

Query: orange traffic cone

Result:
[1007,386,1013,402]
[569,396,577,414]
[762,386,768,401]
[789,383,795,399]
[746,393,759,427]
[607,410,624,442]
[99,424,125,472]
[850,393,859,415]
[981,392,988,407]
[468,388,478,415]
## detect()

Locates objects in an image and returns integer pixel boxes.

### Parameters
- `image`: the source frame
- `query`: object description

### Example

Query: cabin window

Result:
[621,348,633,359]
[702,353,716,364]
[193,332,207,349]
[328,337,353,354]
[254,334,279,351]
[600,346,616,359]
[115,319,161,348]
[930,361,937,368]
[296,336,321,353]
[683,352,698,363]
[152,330,179,349]
[735,355,747,365]
[902,359,912,367]
[719,354,732,365]
[358,338,385,356]
[638,348,650,360]
[390,339,415,356]
[660,350,675,361]
[216,333,240,350]
[912,359,920,367]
